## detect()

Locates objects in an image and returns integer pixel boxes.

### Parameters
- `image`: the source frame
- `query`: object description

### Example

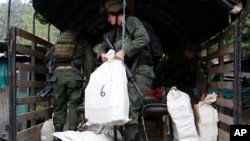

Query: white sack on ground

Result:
[167,86,200,141]
[85,123,123,140]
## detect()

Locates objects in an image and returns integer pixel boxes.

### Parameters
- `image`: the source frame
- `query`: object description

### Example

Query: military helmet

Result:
[183,41,201,52]
[102,0,123,14]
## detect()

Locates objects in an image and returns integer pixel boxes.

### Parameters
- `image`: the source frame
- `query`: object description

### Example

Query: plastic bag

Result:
[41,119,55,141]
[85,49,130,126]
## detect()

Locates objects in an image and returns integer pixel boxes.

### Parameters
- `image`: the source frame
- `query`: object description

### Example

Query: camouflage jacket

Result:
[155,51,206,94]
[94,16,153,67]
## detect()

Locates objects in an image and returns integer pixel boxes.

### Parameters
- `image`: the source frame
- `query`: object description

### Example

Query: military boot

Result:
[54,125,64,141]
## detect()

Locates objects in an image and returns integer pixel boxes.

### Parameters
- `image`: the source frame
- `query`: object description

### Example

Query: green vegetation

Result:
[0,0,60,44]
[200,4,250,58]
[242,4,250,57]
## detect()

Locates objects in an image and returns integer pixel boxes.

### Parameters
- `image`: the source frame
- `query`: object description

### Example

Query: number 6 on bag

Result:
[85,50,130,126]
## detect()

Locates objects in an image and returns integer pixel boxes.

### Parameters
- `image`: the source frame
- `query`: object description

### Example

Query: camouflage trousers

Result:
[50,68,83,130]
[124,65,154,140]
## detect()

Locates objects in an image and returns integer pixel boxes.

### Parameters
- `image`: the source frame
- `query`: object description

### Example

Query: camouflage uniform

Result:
[95,16,155,140]
[45,31,95,132]
[155,47,206,105]
[117,17,155,139]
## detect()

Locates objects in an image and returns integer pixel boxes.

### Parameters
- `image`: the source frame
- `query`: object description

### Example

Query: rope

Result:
[141,115,149,141]
[121,0,126,60]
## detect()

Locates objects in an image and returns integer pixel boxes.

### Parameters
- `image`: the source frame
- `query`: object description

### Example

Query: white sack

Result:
[195,92,218,141]
[52,131,113,141]
[85,49,130,126]
[167,86,200,141]
[41,119,55,141]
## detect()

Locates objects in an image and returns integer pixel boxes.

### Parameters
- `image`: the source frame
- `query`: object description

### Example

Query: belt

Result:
[55,66,73,70]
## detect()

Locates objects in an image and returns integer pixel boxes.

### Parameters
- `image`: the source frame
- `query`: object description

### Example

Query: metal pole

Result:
[6,0,17,140]
[29,10,37,126]
[6,0,12,31]
[8,27,17,141]
[233,13,243,124]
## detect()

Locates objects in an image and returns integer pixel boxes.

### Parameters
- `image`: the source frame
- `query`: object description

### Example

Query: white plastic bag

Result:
[85,50,130,126]
[41,119,55,141]
[167,87,200,141]
[195,92,218,141]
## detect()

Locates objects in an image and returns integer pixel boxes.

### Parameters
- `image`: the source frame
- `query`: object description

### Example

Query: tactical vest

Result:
[53,31,76,62]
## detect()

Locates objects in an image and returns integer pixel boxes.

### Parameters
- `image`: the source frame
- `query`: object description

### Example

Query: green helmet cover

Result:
[103,0,123,14]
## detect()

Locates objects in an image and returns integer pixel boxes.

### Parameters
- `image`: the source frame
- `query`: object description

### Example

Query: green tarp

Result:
[0,59,7,89]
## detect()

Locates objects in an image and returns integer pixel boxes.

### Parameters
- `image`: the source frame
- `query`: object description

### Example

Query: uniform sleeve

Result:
[124,16,150,57]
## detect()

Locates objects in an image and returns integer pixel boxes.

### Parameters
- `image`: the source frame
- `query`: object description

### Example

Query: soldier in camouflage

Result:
[155,41,207,106]
[45,30,95,141]
[95,0,155,140]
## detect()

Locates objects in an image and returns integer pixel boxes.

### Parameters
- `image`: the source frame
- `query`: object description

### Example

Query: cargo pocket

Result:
[136,65,155,79]
[134,66,155,95]
[76,75,83,88]
[68,75,83,88]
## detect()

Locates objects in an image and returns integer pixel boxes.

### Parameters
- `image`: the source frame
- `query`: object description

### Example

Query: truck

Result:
[0,0,249,140]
